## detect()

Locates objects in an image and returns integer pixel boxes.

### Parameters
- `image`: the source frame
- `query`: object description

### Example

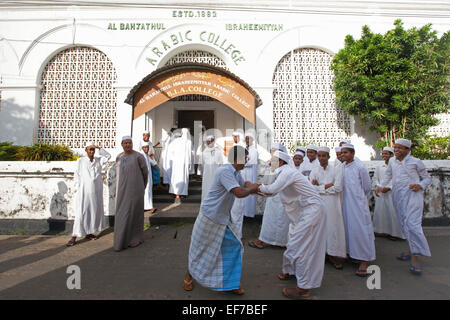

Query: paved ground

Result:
[0,221,449,300]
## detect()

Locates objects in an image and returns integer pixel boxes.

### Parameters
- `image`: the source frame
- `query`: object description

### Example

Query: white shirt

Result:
[309,163,343,195]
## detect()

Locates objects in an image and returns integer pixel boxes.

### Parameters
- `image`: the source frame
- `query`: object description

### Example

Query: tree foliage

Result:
[412,134,450,160]
[331,20,450,148]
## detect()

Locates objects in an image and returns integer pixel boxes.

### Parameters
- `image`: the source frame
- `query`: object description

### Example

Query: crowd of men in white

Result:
[66,128,432,300]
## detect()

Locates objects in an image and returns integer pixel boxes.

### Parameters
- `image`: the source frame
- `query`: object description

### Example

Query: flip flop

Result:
[66,239,76,247]
[248,240,268,249]
[397,253,411,261]
[355,268,369,277]
[278,273,296,280]
[183,279,193,291]
[227,288,245,295]
[409,264,423,275]
[282,287,311,300]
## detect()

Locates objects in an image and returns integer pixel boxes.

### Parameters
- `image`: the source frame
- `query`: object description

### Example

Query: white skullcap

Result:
[341,143,355,150]
[335,147,342,152]
[232,131,241,136]
[85,141,95,148]
[271,142,287,153]
[121,135,132,141]
[318,147,330,153]
[340,139,351,144]
[383,146,394,153]
[395,138,412,148]
[295,146,307,154]
[294,151,305,157]
[141,142,150,147]
[273,150,291,163]
[206,135,215,141]
[245,132,255,139]
[306,145,319,152]
[143,130,150,134]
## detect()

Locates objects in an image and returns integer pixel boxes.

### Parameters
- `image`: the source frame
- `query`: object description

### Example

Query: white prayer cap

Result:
[245,132,255,139]
[335,147,342,152]
[273,150,291,163]
[141,142,150,147]
[306,145,319,152]
[340,139,351,144]
[271,142,287,153]
[206,135,215,141]
[232,131,241,136]
[318,147,330,153]
[143,130,150,134]
[294,151,305,158]
[383,146,394,153]
[295,146,307,154]
[85,141,95,148]
[121,135,132,141]
[395,138,412,148]
[341,143,355,150]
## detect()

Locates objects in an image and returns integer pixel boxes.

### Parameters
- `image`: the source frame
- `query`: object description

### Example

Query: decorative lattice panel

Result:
[272,48,351,149]
[165,50,226,102]
[38,46,117,148]
[428,113,450,137]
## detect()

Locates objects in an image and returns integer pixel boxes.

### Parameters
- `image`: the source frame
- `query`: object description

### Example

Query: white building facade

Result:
[0,0,449,161]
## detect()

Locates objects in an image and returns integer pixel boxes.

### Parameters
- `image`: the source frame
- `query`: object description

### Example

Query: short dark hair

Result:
[228,145,248,164]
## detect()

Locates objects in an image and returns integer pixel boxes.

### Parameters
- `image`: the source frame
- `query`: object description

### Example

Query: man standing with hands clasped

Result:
[376,138,431,275]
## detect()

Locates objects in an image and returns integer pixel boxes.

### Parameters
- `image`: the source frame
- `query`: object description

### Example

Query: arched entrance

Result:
[125,62,262,154]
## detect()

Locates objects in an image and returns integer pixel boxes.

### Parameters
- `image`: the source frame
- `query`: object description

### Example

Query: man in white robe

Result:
[257,150,326,300]
[169,128,191,201]
[200,135,223,200]
[248,142,290,249]
[341,143,376,276]
[67,142,111,246]
[243,132,258,218]
[160,128,176,186]
[299,145,320,177]
[376,138,431,275]
[141,142,157,213]
[334,147,343,167]
[310,147,346,269]
[372,147,404,240]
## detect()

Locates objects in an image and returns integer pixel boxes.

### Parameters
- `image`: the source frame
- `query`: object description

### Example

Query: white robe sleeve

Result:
[360,164,372,196]
[259,167,295,195]
[380,160,393,188]
[98,148,111,166]
[324,166,343,194]
[416,159,431,190]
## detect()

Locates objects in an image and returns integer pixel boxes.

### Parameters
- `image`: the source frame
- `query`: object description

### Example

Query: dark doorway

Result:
[177,110,214,135]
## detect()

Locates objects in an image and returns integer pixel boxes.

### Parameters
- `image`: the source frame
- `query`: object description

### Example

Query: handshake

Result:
[244,182,271,196]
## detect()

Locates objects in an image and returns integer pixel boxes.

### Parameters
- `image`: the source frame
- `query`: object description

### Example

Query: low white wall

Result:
[0,160,449,222]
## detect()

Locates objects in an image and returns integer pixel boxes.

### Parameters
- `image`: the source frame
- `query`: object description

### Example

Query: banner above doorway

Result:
[125,63,262,124]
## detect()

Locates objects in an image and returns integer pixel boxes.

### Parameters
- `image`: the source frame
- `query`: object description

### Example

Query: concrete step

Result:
[147,202,200,225]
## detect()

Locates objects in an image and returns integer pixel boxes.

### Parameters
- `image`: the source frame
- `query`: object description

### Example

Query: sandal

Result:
[328,257,343,270]
[409,264,423,275]
[397,252,411,261]
[355,268,368,277]
[128,241,143,248]
[183,279,193,291]
[282,287,311,300]
[278,273,296,281]
[227,288,245,295]
[248,240,269,249]
[66,238,76,247]
[85,234,98,240]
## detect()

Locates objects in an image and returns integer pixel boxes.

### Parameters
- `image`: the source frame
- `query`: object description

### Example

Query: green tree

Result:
[331,20,449,149]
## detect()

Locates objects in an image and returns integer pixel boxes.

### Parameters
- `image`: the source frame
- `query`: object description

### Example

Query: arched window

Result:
[38,46,117,148]
[272,48,351,149]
